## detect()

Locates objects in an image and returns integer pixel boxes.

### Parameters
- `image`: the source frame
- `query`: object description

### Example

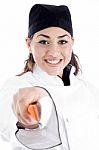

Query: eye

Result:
[58,40,68,45]
[39,40,49,45]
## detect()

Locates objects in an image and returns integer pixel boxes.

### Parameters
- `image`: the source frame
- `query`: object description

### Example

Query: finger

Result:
[17,112,39,128]
[12,93,19,116]
[16,102,38,126]
[16,112,30,126]
[16,104,31,125]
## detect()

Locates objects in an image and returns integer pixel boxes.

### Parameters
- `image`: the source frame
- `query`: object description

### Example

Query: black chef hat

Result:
[28,4,73,38]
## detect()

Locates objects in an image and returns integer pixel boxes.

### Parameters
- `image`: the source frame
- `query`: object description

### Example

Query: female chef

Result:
[0,4,99,150]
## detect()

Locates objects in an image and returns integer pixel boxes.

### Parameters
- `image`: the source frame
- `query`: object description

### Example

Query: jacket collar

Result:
[32,64,64,86]
[25,64,81,87]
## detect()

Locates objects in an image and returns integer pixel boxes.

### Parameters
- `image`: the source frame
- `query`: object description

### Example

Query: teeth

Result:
[46,60,60,64]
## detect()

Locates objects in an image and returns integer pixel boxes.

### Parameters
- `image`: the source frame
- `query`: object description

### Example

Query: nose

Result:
[47,44,60,57]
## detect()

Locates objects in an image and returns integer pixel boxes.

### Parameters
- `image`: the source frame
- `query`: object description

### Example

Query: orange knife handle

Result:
[28,104,40,121]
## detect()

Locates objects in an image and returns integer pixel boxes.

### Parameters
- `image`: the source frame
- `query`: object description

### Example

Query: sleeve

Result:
[40,86,71,150]
[34,86,70,150]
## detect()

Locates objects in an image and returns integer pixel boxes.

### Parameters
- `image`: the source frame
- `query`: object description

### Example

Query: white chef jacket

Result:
[0,64,99,150]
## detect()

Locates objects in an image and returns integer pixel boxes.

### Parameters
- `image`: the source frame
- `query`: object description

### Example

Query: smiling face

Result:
[26,27,74,77]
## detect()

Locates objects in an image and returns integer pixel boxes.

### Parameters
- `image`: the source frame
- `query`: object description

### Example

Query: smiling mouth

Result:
[45,59,62,65]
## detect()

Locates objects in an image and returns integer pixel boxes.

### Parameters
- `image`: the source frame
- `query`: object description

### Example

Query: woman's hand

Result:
[12,87,49,128]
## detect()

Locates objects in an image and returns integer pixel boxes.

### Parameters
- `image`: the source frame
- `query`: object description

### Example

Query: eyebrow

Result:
[37,34,69,39]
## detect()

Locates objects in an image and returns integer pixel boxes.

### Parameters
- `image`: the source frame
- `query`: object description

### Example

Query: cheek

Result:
[63,47,72,60]
[31,45,45,61]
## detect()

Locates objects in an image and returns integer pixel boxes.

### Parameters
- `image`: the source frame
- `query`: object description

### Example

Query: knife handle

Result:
[28,103,40,121]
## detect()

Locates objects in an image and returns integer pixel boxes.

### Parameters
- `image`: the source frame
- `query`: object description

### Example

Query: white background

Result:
[0,0,99,149]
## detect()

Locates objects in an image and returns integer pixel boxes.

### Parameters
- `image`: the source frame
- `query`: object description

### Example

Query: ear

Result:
[25,37,32,49]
